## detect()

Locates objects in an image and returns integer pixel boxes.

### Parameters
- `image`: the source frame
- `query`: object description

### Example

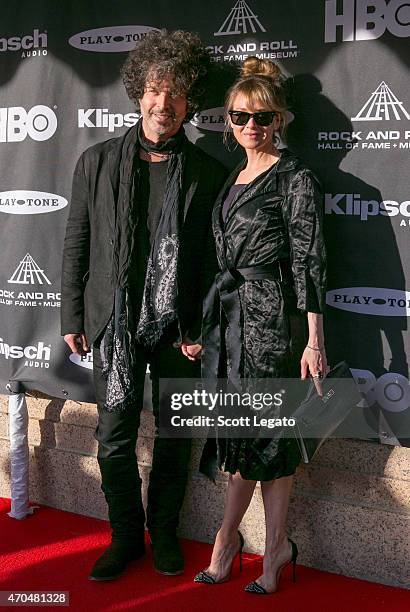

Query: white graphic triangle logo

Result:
[351,81,410,121]
[214,0,266,36]
[8,253,51,285]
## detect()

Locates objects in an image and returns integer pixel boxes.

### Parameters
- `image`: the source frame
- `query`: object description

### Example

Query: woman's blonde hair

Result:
[224,57,287,146]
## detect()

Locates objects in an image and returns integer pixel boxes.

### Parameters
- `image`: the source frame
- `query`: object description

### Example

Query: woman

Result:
[193,57,327,594]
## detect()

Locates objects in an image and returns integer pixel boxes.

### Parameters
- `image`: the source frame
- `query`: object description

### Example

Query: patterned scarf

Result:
[101,120,186,412]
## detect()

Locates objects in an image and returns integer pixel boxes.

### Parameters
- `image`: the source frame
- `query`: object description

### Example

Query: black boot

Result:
[90,541,145,581]
[146,438,191,575]
[150,529,184,575]
[90,457,146,581]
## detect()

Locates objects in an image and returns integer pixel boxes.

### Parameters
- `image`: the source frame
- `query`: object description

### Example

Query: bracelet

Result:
[307,345,324,351]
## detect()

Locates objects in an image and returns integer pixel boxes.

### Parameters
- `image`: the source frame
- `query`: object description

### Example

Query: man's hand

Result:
[64,333,90,357]
[174,336,202,361]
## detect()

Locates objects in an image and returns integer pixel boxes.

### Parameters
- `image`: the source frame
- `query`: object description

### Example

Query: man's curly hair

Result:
[122,30,211,120]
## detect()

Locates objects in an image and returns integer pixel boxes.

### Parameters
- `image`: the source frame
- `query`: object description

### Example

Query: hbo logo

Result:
[0,105,57,142]
[325,0,410,42]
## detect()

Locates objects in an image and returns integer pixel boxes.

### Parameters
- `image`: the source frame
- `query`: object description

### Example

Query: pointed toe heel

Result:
[193,530,244,585]
[244,580,268,594]
[194,570,219,584]
[244,537,298,595]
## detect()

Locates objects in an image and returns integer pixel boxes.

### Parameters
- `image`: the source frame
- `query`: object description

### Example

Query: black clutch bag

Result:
[292,361,362,463]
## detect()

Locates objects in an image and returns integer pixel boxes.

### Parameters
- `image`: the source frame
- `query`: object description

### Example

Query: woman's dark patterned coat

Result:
[200,148,327,481]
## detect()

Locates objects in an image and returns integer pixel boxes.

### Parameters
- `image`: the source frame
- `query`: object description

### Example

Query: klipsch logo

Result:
[69,352,93,370]
[8,254,51,285]
[317,82,410,152]
[0,28,47,58]
[0,191,67,214]
[0,337,51,368]
[191,107,227,132]
[215,0,266,36]
[326,288,410,316]
[78,108,139,132]
[325,193,410,226]
[68,26,159,52]
[352,82,410,122]
[208,0,299,61]
[325,0,410,42]
[0,106,57,142]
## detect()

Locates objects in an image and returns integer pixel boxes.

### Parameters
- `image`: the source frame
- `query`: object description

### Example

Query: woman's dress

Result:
[200,149,326,481]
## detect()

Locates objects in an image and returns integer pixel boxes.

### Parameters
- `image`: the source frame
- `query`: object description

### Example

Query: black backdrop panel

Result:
[0,1,409,440]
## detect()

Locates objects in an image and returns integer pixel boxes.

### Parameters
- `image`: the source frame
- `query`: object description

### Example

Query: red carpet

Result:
[0,498,408,611]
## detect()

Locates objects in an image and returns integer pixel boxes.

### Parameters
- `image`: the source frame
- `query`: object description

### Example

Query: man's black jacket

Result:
[61,127,226,345]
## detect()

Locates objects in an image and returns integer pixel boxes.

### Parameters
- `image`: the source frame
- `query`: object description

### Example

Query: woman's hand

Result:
[302,312,329,388]
[300,346,328,379]
[301,345,328,394]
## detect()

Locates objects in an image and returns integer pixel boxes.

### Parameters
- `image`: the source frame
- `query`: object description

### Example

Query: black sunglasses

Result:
[228,110,277,126]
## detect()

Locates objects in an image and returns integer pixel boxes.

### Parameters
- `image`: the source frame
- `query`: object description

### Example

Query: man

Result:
[61,30,225,581]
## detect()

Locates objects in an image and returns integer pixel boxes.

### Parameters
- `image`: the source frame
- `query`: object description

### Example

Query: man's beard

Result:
[147,110,177,135]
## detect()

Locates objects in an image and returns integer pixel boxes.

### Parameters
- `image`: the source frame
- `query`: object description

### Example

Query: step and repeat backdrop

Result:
[0,0,409,444]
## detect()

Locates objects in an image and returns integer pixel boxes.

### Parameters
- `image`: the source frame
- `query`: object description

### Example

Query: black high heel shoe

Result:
[244,537,298,595]
[194,531,244,584]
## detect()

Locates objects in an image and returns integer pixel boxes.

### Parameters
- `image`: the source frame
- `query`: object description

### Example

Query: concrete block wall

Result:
[1,393,409,589]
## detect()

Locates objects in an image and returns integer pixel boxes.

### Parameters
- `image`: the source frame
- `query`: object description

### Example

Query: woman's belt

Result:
[214,262,288,294]
[202,261,290,381]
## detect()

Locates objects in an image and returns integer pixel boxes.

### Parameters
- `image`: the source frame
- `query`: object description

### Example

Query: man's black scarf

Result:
[101,119,186,412]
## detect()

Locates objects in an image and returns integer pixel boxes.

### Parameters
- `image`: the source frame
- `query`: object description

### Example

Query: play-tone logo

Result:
[215,0,266,36]
[0,191,67,214]
[191,107,294,132]
[69,352,93,370]
[0,106,57,142]
[0,28,47,55]
[326,288,410,316]
[78,108,139,132]
[191,107,227,132]
[69,26,159,52]
[8,254,51,286]
[325,0,410,42]
[352,82,410,122]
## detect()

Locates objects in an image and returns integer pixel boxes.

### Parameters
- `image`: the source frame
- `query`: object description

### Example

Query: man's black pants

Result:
[93,339,198,544]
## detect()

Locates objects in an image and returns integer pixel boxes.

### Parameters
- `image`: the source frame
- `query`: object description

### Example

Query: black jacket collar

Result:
[213,148,301,230]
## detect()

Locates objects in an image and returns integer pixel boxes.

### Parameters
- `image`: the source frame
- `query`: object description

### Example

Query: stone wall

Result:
[1,393,409,588]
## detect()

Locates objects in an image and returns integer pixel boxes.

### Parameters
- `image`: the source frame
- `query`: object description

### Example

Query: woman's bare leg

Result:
[251,475,294,592]
[204,471,256,580]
